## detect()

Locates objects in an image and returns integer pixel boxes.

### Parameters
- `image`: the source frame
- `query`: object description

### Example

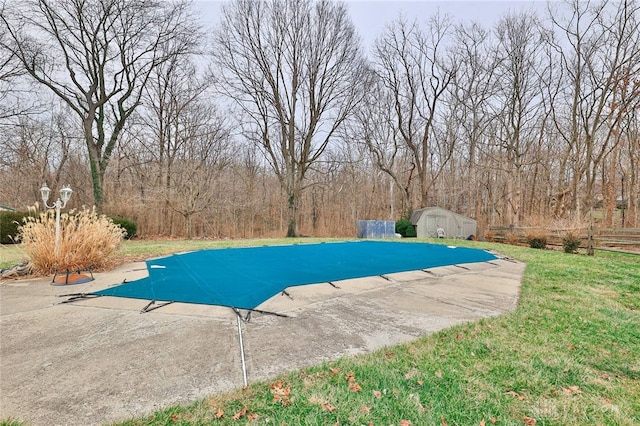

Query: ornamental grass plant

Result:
[18,207,125,275]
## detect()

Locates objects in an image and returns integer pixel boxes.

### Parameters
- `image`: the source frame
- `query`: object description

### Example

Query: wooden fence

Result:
[487,226,640,255]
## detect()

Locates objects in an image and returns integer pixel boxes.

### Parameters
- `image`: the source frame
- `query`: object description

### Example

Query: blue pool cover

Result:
[94,241,497,310]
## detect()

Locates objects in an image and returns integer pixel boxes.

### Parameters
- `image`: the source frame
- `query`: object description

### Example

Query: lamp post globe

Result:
[40,183,72,256]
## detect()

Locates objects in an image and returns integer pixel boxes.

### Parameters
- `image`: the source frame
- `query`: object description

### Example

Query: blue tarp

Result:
[94,241,496,310]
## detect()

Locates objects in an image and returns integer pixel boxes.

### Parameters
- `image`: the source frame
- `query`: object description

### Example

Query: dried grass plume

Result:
[19,207,126,275]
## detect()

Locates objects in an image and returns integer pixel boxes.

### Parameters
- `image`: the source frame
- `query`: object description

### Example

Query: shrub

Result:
[562,232,582,254]
[395,219,416,238]
[526,231,547,249]
[0,211,35,244]
[527,237,547,249]
[110,217,137,239]
[505,232,520,246]
[18,207,126,274]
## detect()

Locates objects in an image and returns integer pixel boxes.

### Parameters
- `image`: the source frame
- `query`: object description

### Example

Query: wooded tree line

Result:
[1,0,638,239]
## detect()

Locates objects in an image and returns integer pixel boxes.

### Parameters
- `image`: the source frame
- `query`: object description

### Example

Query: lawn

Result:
[0,243,27,270]
[2,240,639,425]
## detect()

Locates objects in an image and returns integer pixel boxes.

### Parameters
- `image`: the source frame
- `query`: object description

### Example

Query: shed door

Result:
[424,214,446,237]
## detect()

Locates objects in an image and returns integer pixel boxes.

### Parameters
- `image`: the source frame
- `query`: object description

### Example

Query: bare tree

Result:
[166,113,232,239]
[491,11,548,226]
[212,0,368,237]
[548,0,640,219]
[0,106,80,206]
[622,103,640,227]
[373,14,456,212]
[0,1,31,122]
[449,22,498,221]
[349,76,415,219]
[132,57,215,235]
[0,0,199,209]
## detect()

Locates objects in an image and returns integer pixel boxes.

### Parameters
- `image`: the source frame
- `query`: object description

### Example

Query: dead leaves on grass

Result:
[506,390,527,400]
[270,380,292,406]
[560,385,582,396]
[207,405,259,421]
[345,371,363,392]
[322,401,337,412]
[206,380,289,422]
[214,408,224,419]
[308,393,337,412]
[232,406,247,420]
[503,390,539,426]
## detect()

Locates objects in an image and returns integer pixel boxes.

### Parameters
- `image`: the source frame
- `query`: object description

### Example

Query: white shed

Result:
[410,207,477,239]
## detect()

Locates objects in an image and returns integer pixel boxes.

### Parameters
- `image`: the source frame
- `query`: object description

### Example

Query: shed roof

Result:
[410,206,476,225]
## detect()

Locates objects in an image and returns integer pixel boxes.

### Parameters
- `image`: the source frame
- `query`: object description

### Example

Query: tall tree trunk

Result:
[286,190,298,238]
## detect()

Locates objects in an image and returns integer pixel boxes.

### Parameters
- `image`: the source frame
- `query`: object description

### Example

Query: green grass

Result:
[2,240,639,425]
[0,244,27,269]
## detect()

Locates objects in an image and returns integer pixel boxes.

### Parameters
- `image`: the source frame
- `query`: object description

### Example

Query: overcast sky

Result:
[195,0,551,51]
[346,1,549,47]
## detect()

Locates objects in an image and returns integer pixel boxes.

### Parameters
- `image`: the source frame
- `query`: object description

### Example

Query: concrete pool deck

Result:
[1,255,524,425]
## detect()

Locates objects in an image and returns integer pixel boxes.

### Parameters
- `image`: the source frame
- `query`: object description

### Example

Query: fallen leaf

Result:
[215,408,224,419]
[417,401,428,412]
[568,385,581,394]
[360,404,371,414]
[345,371,355,382]
[385,351,395,359]
[566,344,576,350]
[435,371,443,378]
[247,413,259,420]
[270,380,292,406]
[561,385,581,396]
[322,401,336,412]
[480,420,486,426]
[400,420,412,426]
[506,390,525,400]
[233,406,247,420]
[349,381,363,392]
[523,416,536,425]
[331,367,341,376]
[456,334,462,340]
[490,418,499,424]
[441,415,447,425]
[373,390,382,399]
[170,414,179,421]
